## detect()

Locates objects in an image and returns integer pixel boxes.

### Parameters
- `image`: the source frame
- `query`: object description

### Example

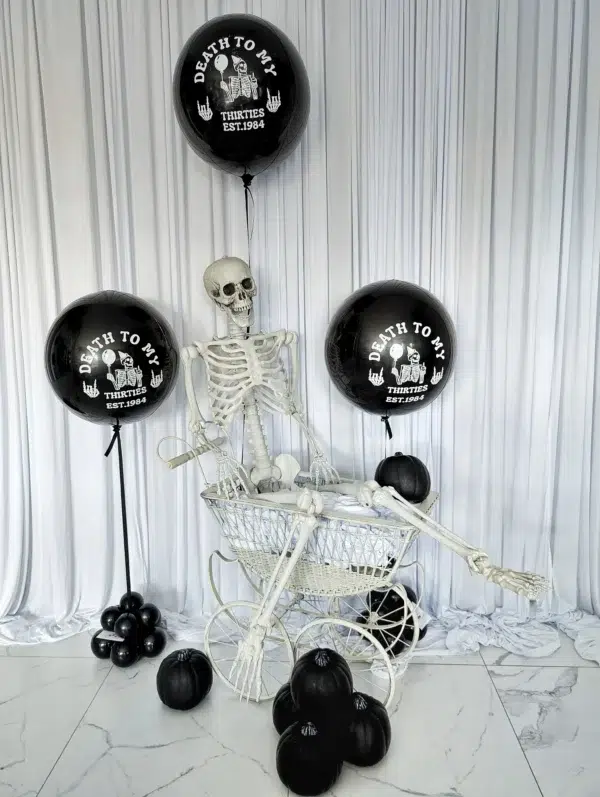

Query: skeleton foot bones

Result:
[330,481,549,601]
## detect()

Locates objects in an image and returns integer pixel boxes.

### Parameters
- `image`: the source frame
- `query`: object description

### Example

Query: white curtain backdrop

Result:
[2,0,600,659]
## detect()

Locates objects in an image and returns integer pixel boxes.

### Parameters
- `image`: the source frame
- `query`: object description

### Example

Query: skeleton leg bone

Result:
[326,481,549,601]
[230,490,321,700]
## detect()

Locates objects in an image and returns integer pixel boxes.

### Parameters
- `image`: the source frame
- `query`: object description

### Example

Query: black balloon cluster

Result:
[91,592,167,668]
[273,648,392,796]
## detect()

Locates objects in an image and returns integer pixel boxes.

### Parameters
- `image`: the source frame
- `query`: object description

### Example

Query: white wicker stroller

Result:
[162,257,548,707]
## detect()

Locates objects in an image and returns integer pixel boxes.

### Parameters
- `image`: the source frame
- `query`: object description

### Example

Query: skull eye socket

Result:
[241,278,254,291]
[222,283,236,296]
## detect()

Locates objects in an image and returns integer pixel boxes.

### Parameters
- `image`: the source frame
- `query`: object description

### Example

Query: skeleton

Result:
[104,351,143,390]
[392,343,427,386]
[179,257,338,493]
[170,257,549,699]
[221,56,259,104]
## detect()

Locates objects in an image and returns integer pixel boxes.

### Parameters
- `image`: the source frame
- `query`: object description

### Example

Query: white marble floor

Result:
[0,631,598,797]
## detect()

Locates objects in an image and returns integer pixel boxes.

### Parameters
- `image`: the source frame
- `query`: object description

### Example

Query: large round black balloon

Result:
[173,14,310,177]
[45,292,178,424]
[325,281,456,417]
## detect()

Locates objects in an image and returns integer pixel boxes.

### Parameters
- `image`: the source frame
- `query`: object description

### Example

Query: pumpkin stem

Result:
[301,722,318,737]
[394,451,403,456]
[354,693,369,711]
[314,649,330,667]
[177,649,193,662]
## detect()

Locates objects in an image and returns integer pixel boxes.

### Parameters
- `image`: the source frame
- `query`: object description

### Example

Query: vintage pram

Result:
[162,257,548,707]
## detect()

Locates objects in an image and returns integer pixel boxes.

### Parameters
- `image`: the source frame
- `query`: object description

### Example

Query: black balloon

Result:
[91,630,114,660]
[45,291,178,425]
[325,281,456,418]
[141,628,167,658]
[111,639,140,668]
[139,603,161,629]
[119,591,145,612]
[100,605,121,632]
[173,14,310,177]
[114,612,141,641]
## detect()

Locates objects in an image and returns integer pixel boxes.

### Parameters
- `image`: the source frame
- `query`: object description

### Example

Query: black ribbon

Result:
[381,415,393,440]
[105,421,132,596]
[242,174,255,247]
[240,173,255,464]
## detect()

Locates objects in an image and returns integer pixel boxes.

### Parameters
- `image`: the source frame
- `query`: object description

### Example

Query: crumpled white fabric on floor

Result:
[2,0,600,660]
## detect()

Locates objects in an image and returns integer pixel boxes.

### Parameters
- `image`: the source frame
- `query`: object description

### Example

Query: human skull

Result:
[203,257,257,328]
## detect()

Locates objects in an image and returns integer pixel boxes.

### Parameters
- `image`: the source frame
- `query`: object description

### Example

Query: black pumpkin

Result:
[374,452,431,504]
[290,648,353,714]
[110,638,140,668]
[139,602,161,629]
[345,692,391,767]
[359,587,426,656]
[156,648,213,710]
[273,683,301,735]
[141,628,167,658]
[91,630,114,659]
[276,721,343,796]
[119,591,144,612]
[100,605,121,632]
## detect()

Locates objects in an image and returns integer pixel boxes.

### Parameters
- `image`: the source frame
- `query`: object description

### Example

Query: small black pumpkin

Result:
[156,648,213,710]
[110,638,140,668]
[345,691,391,767]
[374,451,431,504]
[100,605,121,632]
[119,591,144,612]
[272,683,301,735]
[139,602,161,629]
[276,721,343,796]
[141,628,167,658]
[290,648,353,714]
[91,629,114,659]
[359,587,427,656]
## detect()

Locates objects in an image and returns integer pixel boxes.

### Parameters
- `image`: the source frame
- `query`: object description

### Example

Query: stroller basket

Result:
[203,489,437,597]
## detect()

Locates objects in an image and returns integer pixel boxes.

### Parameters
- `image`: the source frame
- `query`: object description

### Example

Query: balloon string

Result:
[240,172,254,466]
[381,415,393,440]
[105,420,132,596]
[242,173,255,248]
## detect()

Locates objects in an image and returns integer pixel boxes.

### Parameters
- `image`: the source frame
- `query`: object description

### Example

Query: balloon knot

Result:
[381,415,393,439]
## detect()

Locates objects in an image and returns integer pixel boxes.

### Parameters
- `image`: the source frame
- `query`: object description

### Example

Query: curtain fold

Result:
[1,0,600,652]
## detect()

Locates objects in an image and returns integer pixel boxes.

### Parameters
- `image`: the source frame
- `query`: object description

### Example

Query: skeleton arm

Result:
[284,331,339,485]
[170,344,252,495]
[328,481,549,601]
[181,345,216,452]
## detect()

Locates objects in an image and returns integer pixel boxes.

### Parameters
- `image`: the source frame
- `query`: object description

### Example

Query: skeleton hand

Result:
[150,370,163,389]
[197,98,213,120]
[368,368,384,386]
[431,366,444,385]
[467,552,549,600]
[220,81,233,103]
[250,74,258,100]
[82,379,99,398]
[266,88,281,113]
[309,453,340,488]
[214,447,250,498]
